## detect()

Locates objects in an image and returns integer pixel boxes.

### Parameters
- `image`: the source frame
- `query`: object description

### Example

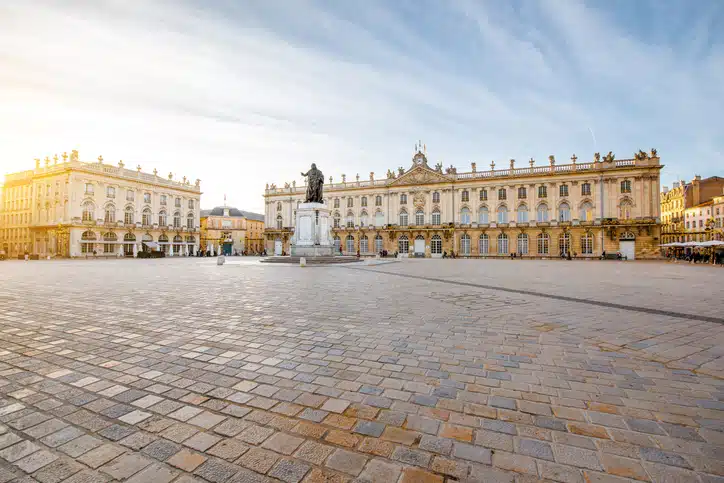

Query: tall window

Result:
[345,235,354,253]
[580,202,593,221]
[81,231,96,253]
[497,206,508,224]
[333,212,340,228]
[460,207,471,224]
[375,235,383,253]
[188,199,194,209]
[428,208,439,225]
[375,195,382,206]
[82,202,94,222]
[619,200,632,220]
[537,233,549,254]
[175,198,181,207]
[460,234,471,255]
[158,210,167,226]
[479,206,489,224]
[497,233,508,254]
[187,213,194,229]
[517,187,527,199]
[559,233,571,256]
[124,206,134,225]
[360,236,368,253]
[559,185,569,197]
[277,215,283,229]
[498,188,506,200]
[360,211,368,226]
[431,235,442,254]
[415,210,425,225]
[479,234,489,254]
[104,205,115,223]
[126,190,134,201]
[398,235,409,253]
[480,189,487,201]
[433,192,440,203]
[160,195,167,205]
[333,199,339,209]
[103,232,117,253]
[400,194,407,204]
[375,211,384,227]
[144,193,151,203]
[517,205,528,223]
[621,180,632,193]
[538,186,547,198]
[173,211,181,228]
[347,198,353,208]
[361,197,367,207]
[517,233,529,255]
[346,212,354,228]
[85,183,94,195]
[158,234,169,253]
[462,190,469,202]
[559,202,571,222]
[581,232,593,254]
[399,210,408,226]
[142,208,152,226]
[537,204,549,222]
[581,183,591,196]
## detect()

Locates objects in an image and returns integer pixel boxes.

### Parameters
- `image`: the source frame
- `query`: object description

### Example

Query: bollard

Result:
[217,255,225,266]
[300,257,307,267]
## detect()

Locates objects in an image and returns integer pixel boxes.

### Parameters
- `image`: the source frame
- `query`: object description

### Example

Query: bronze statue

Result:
[301,163,324,203]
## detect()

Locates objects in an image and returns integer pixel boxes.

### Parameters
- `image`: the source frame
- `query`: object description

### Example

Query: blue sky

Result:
[1,0,722,213]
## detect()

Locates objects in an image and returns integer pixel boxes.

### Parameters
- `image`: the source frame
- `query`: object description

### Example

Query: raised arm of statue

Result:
[301,171,308,177]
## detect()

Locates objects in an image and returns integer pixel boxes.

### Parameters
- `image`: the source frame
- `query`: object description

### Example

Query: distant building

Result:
[200,206,265,255]
[0,151,201,258]
[661,176,724,244]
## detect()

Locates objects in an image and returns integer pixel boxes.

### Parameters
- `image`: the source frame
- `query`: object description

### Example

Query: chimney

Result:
[673,181,680,189]
[663,186,669,194]
[694,175,702,181]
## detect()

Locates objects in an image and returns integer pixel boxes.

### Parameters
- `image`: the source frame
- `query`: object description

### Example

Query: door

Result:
[414,237,425,256]
[274,239,282,256]
[619,240,635,260]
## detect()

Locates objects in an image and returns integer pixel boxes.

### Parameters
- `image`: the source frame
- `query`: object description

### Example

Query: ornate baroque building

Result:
[0,151,201,257]
[660,176,724,244]
[200,205,265,255]
[263,147,662,259]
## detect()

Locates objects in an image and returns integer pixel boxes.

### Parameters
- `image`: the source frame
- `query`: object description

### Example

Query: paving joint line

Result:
[341,266,724,325]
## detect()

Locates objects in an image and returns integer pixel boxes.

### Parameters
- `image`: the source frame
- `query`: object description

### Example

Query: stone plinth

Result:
[291,202,334,257]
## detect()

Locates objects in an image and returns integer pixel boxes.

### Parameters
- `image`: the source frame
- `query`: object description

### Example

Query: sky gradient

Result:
[1,0,722,213]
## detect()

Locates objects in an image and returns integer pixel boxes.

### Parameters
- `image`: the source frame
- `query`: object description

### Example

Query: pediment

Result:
[389,166,452,186]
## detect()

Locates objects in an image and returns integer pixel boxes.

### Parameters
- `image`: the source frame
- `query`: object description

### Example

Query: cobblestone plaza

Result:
[1,259,723,483]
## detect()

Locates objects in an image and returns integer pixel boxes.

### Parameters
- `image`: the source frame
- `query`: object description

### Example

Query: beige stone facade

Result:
[264,148,662,259]
[661,175,724,244]
[200,206,265,255]
[0,152,201,258]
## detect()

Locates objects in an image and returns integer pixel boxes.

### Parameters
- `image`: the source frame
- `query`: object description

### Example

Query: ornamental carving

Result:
[390,166,451,186]
[413,191,426,207]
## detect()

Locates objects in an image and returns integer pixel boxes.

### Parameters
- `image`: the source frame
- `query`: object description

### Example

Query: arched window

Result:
[142,233,153,242]
[460,207,471,224]
[81,231,96,253]
[462,190,469,202]
[431,235,442,254]
[559,233,571,256]
[398,235,409,253]
[374,234,384,253]
[345,235,355,253]
[415,210,425,226]
[537,203,549,222]
[497,233,508,254]
[537,233,549,254]
[103,232,117,253]
[187,212,194,229]
[142,208,152,226]
[619,200,633,220]
[559,202,571,222]
[400,194,407,205]
[346,211,355,228]
[173,211,181,228]
[480,189,488,201]
[333,212,340,228]
[82,202,94,222]
[124,233,136,242]
[360,211,368,226]
[277,215,283,229]
[186,235,195,244]
[517,204,528,223]
[375,211,384,227]
[517,233,529,255]
[478,206,489,224]
[432,209,441,225]
[580,202,593,221]
[581,232,593,254]
[479,234,489,254]
[399,210,408,226]
[620,180,632,193]
[460,234,471,255]
[375,195,382,206]
[124,206,134,225]
[517,187,527,199]
[360,235,369,253]
[333,236,341,252]
[433,192,440,203]
[173,234,183,254]
[497,206,508,224]
[158,210,167,226]
[361,196,367,207]
[104,204,115,223]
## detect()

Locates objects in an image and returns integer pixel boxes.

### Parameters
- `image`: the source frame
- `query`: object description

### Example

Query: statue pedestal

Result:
[291,203,334,257]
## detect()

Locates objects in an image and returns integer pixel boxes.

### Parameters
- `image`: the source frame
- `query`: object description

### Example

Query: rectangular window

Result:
[126,190,134,201]
[160,195,167,205]
[144,193,151,203]
[538,186,547,198]
[479,190,487,201]
[581,183,591,196]
[498,188,506,200]
[559,185,569,197]
[517,187,526,199]
[107,187,115,198]
[85,183,94,195]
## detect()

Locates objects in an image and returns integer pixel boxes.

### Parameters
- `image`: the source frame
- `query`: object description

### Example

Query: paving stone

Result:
[194,458,240,482]
[326,448,368,476]
[452,442,492,464]
[600,453,649,481]
[430,455,469,479]
[184,431,223,451]
[640,446,692,469]
[125,463,178,483]
[268,458,311,483]
[167,449,207,471]
[418,435,453,455]
[390,446,432,467]
[353,421,384,437]
[100,453,152,479]
[294,440,335,465]
[207,438,249,461]
[553,444,604,471]
[77,444,126,469]
[358,459,402,482]
[14,450,59,473]
[142,438,182,461]
[98,423,136,441]
[399,467,443,483]
[261,432,304,454]
[238,425,275,445]
[515,437,555,461]
[0,440,40,462]
[238,447,279,473]
[32,458,85,483]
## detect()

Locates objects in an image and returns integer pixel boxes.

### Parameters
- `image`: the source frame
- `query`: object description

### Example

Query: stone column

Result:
[118,241,123,257]
[132,242,138,257]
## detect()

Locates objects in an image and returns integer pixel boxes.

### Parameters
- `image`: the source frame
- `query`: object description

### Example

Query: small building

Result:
[661,176,724,244]
[200,206,265,255]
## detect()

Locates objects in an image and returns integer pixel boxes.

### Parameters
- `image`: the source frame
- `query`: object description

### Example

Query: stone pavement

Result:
[0,258,722,483]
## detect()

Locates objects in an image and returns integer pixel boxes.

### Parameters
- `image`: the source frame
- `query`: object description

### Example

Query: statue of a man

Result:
[301,163,324,203]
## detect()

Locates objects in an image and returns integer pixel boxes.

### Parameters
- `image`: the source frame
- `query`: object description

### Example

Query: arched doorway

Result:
[413,235,425,256]
[431,235,442,257]
[123,233,136,256]
[619,231,635,260]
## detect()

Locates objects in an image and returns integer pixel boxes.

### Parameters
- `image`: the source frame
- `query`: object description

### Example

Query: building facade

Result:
[200,206,265,255]
[661,176,724,244]
[0,151,201,258]
[264,148,662,259]
[713,192,724,241]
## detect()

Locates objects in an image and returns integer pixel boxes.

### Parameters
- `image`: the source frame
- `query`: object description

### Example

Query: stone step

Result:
[260,256,361,264]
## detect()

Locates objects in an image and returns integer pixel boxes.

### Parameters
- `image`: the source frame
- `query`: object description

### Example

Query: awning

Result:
[143,241,159,249]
